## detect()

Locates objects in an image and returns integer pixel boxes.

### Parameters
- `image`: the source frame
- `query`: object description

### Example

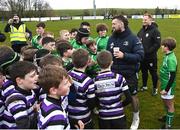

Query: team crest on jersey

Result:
[123,41,129,46]
[110,42,114,49]
[146,33,149,37]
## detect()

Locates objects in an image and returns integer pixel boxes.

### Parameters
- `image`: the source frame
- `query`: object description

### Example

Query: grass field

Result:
[0,19,180,129]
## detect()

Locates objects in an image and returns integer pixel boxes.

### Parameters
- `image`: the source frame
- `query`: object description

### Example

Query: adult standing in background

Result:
[137,13,161,96]
[4,14,32,53]
[107,15,144,130]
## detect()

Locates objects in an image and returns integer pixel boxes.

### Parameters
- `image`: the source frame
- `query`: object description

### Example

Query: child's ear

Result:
[111,61,113,66]
[16,77,23,85]
[49,87,57,95]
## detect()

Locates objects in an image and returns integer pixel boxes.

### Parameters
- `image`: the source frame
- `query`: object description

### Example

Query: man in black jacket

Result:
[137,13,161,96]
[107,15,144,130]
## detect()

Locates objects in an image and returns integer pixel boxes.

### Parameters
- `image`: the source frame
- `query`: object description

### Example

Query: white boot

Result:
[130,111,140,130]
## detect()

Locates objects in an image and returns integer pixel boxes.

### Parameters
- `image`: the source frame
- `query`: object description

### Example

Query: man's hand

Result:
[8,19,13,24]
[113,50,124,59]
[160,90,167,95]
[25,33,30,38]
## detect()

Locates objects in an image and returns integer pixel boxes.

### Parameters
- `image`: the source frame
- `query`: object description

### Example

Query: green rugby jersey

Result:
[31,35,43,49]
[96,35,109,52]
[71,39,87,49]
[160,51,177,95]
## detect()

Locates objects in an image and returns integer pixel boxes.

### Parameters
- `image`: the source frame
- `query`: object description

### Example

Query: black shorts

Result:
[99,116,127,129]
[123,73,138,95]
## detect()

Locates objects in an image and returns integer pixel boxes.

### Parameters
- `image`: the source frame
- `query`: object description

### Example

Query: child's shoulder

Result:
[40,98,64,115]
[69,69,90,79]
[95,71,124,81]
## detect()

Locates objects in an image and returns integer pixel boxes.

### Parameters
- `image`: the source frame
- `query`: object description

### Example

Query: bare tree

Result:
[0,0,51,18]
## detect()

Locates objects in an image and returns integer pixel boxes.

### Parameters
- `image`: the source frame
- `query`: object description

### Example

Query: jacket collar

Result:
[112,27,131,39]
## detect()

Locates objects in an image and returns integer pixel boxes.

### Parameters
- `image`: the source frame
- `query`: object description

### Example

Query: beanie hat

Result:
[0,46,20,71]
[77,28,90,38]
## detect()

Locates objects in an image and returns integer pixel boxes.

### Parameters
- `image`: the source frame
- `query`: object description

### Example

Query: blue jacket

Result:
[107,28,144,75]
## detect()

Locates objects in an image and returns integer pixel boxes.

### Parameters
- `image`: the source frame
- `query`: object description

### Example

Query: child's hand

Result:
[33,103,40,112]
[74,120,84,130]
[160,90,167,95]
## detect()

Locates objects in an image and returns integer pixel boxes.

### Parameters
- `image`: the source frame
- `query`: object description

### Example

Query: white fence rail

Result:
[20,14,180,22]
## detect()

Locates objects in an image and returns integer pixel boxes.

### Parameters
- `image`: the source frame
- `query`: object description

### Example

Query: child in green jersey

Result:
[85,40,100,78]
[56,40,74,71]
[159,37,177,129]
[95,23,109,52]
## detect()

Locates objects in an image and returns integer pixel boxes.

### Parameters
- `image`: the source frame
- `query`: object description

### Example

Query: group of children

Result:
[0,20,178,129]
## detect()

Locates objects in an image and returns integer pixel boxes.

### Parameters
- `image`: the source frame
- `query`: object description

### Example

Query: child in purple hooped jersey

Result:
[94,50,132,129]
[0,68,5,128]
[68,48,96,129]
[38,65,84,130]
[3,61,38,129]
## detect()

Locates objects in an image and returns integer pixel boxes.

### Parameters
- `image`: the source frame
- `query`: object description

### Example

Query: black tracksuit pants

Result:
[140,58,158,89]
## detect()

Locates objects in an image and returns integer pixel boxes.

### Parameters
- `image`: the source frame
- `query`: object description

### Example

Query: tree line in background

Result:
[0,0,52,19]
[0,0,179,20]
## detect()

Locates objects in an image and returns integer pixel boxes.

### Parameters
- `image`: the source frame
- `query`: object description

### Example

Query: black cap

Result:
[77,28,90,38]
[0,51,20,69]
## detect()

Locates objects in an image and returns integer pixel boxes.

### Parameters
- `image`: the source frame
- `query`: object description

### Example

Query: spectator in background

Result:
[107,15,144,130]
[4,14,32,53]
[137,13,161,96]
[31,22,46,49]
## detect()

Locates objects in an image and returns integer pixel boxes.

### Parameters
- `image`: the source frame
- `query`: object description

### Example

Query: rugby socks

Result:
[166,112,174,127]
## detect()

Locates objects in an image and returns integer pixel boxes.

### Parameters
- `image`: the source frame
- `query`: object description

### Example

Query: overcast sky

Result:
[45,0,180,10]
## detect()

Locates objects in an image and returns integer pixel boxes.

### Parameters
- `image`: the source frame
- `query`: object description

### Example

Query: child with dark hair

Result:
[69,28,78,42]
[56,40,74,71]
[41,36,59,57]
[42,37,56,51]
[94,50,132,129]
[85,40,100,78]
[159,37,177,129]
[2,61,38,129]
[31,22,46,49]
[95,23,109,52]
[38,65,84,129]
[68,48,95,129]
